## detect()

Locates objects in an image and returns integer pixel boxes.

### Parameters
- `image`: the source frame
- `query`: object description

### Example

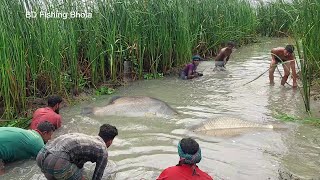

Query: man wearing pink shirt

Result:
[30,95,63,130]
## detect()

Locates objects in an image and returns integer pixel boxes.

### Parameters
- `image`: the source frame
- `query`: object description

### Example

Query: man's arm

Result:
[92,150,108,180]
[28,134,45,157]
[187,65,197,79]
[224,55,230,65]
[271,48,283,63]
[55,115,62,128]
[290,56,297,87]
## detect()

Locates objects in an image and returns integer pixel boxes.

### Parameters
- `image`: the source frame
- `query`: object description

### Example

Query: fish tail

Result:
[82,107,94,115]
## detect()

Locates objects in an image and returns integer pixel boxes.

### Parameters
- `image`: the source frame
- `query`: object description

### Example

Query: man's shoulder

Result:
[272,47,285,52]
[62,133,105,145]
[33,107,46,113]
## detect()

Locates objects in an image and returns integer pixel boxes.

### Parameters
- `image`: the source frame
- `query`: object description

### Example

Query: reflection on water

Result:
[2,38,320,180]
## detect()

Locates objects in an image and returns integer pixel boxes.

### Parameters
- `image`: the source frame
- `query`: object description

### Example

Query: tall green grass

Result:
[0,0,257,119]
[256,1,297,37]
[292,0,320,112]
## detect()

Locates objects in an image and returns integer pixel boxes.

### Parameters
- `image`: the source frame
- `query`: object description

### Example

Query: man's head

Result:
[48,95,62,114]
[178,137,202,165]
[99,124,118,148]
[192,55,201,66]
[37,121,55,143]
[284,45,294,56]
[227,41,235,50]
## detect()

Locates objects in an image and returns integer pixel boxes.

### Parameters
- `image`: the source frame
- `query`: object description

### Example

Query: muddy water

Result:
[2,38,320,180]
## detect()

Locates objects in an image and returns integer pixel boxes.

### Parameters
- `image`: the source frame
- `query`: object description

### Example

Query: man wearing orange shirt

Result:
[30,95,63,130]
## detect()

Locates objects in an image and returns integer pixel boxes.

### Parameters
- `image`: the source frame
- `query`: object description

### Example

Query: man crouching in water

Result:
[214,41,235,69]
[269,45,297,88]
[180,55,203,80]
[36,124,118,180]
[157,138,213,180]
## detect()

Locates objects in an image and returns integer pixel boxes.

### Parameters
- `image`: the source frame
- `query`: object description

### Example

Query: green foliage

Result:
[143,73,164,80]
[292,0,320,112]
[2,0,319,117]
[275,113,298,122]
[95,86,115,96]
[0,0,258,118]
[274,113,320,127]
[0,118,31,129]
[256,1,297,37]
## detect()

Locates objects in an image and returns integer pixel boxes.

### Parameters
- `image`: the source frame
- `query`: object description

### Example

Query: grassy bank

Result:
[0,0,257,119]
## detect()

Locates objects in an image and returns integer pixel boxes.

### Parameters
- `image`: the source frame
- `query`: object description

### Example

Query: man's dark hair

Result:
[285,45,294,54]
[99,124,118,141]
[48,95,62,107]
[227,41,235,47]
[180,137,199,155]
[37,121,55,132]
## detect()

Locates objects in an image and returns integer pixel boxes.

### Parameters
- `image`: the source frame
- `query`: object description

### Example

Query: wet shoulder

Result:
[46,133,105,150]
[159,165,213,180]
[0,127,28,140]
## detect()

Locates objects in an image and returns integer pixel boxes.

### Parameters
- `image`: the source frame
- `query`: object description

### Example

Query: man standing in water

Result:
[30,95,63,130]
[157,137,213,180]
[214,41,235,70]
[0,121,55,175]
[36,124,118,180]
[269,45,297,88]
[180,55,203,80]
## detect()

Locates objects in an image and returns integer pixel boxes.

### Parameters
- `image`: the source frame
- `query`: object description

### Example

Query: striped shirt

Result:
[44,133,108,180]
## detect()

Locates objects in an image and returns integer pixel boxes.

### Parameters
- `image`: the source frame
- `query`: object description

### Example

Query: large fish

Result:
[193,117,278,137]
[84,96,178,118]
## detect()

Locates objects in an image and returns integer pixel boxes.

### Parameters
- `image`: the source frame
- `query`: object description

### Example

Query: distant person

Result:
[30,95,62,130]
[36,124,118,180]
[180,55,203,80]
[214,41,235,70]
[269,45,297,87]
[157,137,213,180]
[0,121,55,175]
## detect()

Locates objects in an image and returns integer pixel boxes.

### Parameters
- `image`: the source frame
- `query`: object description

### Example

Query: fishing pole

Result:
[242,59,298,86]
[242,55,309,109]
[242,53,300,86]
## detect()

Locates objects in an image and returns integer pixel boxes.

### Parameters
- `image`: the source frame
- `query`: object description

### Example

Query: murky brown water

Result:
[1,38,320,180]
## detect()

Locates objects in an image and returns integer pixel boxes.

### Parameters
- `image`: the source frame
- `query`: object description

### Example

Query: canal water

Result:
[2,38,319,180]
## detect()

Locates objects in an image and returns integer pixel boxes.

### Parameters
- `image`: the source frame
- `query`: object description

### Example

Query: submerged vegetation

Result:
[275,113,320,127]
[0,0,319,119]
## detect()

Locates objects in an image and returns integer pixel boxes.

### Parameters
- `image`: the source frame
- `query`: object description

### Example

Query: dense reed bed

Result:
[0,0,257,118]
[1,0,319,118]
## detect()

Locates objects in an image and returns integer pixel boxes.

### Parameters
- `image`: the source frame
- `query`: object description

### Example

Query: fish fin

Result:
[82,107,94,115]
[108,96,122,104]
